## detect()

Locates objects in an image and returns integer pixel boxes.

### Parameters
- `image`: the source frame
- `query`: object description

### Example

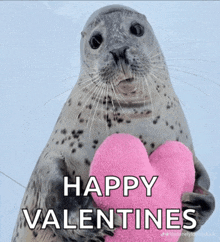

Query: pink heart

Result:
[90,133,195,242]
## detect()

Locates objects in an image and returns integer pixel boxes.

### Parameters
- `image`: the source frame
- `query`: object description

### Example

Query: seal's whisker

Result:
[86,80,104,123]
[150,64,166,72]
[44,87,74,106]
[167,58,216,63]
[81,65,98,72]
[108,85,117,116]
[147,44,162,59]
[78,71,100,83]
[80,64,100,77]
[149,68,187,107]
[151,65,211,97]
[165,39,216,53]
[168,63,211,75]
[137,63,155,105]
[79,76,101,89]
[39,73,98,108]
[170,75,210,97]
[111,79,130,103]
[75,79,101,124]
[77,80,100,99]
[146,78,154,118]
[138,74,145,104]
[140,74,154,106]
[77,75,100,91]
[148,50,165,64]
[148,74,164,100]
[113,85,129,104]
[150,72,171,97]
[168,66,220,88]
[80,68,99,77]
[104,82,109,135]
[149,51,163,61]
[149,66,169,83]
[134,72,144,103]
[86,84,103,132]
[110,82,121,108]
[146,68,166,99]
[133,71,140,102]
[149,60,167,68]
[146,40,160,57]
[82,60,90,69]
[79,73,99,82]
[60,75,78,83]
[136,72,147,106]
[89,82,105,136]
[77,87,101,123]
[111,82,130,119]
[78,71,99,81]
[77,77,98,90]
[141,72,154,118]
[0,171,26,189]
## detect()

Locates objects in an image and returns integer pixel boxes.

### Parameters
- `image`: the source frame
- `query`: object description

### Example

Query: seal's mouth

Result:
[117,78,137,94]
[122,78,134,83]
[117,77,134,85]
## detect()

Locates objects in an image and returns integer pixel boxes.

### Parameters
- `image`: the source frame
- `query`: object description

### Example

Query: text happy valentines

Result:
[22,176,197,230]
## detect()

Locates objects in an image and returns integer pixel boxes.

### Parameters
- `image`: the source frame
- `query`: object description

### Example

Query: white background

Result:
[0,1,219,241]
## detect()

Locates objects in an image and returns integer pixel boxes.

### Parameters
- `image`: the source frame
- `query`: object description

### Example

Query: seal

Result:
[12,4,215,242]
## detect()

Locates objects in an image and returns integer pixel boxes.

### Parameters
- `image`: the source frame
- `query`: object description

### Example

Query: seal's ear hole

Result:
[89,33,103,49]
[130,23,144,37]
[81,31,86,38]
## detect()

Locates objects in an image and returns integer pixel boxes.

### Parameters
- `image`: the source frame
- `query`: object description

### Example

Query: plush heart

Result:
[89,133,195,242]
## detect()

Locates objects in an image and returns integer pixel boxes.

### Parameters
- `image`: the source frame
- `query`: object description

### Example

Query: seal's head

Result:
[79,5,170,106]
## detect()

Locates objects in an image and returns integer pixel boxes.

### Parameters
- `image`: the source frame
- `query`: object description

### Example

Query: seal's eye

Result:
[89,33,103,49]
[130,23,144,37]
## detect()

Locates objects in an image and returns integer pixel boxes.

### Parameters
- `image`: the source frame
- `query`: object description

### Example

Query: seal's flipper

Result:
[41,154,121,241]
[12,153,121,242]
[182,184,215,232]
[181,157,215,233]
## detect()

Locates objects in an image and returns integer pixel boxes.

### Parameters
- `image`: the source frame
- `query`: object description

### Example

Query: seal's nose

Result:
[110,46,129,65]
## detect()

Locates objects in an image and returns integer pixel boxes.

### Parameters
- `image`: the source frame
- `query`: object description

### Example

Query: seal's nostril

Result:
[110,51,119,64]
[110,46,129,65]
